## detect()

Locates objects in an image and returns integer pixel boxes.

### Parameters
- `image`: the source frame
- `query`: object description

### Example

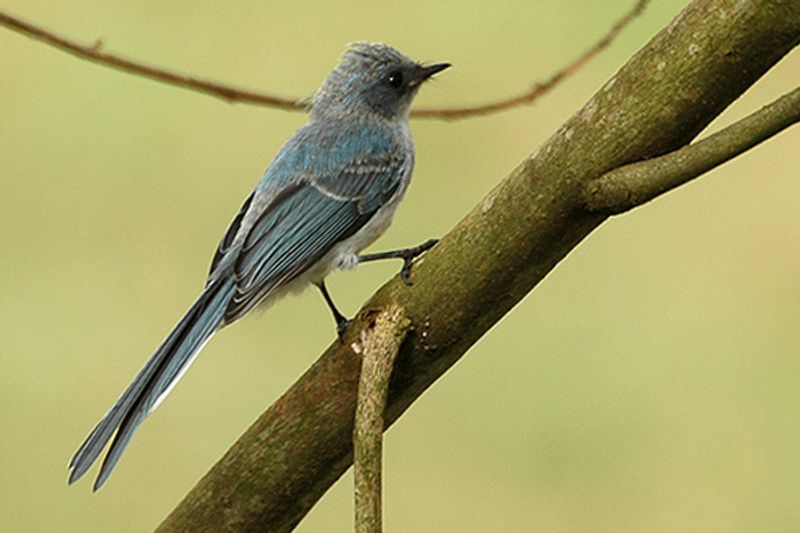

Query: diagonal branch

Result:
[584,86,800,214]
[0,2,648,120]
[156,2,800,531]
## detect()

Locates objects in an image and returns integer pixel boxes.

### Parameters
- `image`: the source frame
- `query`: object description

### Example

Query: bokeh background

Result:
[2,1,799,531]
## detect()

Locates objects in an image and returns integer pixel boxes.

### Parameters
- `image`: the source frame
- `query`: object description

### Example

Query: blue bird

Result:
[68,42,449,490]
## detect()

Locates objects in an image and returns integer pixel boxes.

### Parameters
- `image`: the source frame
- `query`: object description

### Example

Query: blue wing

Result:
[208,191,253,282]
[214,138,408,322]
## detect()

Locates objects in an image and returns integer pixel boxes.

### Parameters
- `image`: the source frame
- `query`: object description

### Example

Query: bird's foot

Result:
[398,238,438,285]
[358,238,439,286]
[336,316,351,343]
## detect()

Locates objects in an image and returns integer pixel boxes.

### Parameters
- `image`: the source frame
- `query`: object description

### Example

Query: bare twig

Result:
[352,305,410,533]
[0,11,301,110]
[0,2,648,120]
[413,0,649,118]
[584,86,800,214]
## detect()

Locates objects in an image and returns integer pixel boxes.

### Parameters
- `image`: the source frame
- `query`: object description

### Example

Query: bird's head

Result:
[312,42,449,120]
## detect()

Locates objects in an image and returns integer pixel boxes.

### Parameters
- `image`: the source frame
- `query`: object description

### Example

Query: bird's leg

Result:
[316,281,350,341]
[358,238,438,285]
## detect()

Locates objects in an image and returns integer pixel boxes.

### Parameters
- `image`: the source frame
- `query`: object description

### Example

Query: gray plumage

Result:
[68,42,449,490]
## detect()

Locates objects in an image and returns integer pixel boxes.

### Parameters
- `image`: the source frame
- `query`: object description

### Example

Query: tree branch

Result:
[0,11,300,110]
[413,0,649,118]
[584,86,800,214]
[0,2,648,119]
[352,305,410,533]
[155,2,800,531]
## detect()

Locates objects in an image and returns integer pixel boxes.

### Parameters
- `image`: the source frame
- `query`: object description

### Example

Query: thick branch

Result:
[352,306,410,533]
[156,2,800,531]
[0,2,647,119]
[585,86,800,213]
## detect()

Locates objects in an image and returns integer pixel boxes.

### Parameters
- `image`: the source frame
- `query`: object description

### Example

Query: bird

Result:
[67,42,449,490]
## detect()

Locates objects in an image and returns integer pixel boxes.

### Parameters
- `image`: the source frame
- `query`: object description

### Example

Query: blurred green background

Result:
[2,1,799,531]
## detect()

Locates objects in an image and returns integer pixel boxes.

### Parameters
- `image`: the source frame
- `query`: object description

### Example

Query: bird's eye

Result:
[386,71,403,89]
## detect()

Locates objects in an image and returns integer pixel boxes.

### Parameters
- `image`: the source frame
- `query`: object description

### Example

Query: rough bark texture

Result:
[158,1,800,531]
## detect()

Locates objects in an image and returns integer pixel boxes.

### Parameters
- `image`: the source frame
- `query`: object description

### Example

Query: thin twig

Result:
[0,11,301,110]
[413,0,649,118]
[352,305,410,533]
[0,2,648,120]
[584,86,800,214]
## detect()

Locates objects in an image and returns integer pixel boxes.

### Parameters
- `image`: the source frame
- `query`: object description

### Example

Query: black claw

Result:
[336,317,351,343]
[357,238,439,285]
[401,259,414,285]
[418,238,440,251]
[399,238,438,285]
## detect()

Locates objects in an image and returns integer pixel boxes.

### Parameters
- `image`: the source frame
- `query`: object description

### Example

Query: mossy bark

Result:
[585,86,800,213]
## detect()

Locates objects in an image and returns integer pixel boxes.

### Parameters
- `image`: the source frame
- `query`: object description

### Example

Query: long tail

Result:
[68,277,236,490]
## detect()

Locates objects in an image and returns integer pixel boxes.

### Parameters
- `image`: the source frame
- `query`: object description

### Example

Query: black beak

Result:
[420,63,451,80]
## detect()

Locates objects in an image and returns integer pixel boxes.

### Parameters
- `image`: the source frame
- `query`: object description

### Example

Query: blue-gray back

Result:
[208,117,412,321]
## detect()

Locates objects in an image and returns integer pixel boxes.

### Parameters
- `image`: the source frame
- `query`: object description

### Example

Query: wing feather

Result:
[208,191,254,281]
[217,150,406,323]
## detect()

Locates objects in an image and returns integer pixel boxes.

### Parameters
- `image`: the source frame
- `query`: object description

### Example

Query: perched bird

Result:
[68,42,449,490]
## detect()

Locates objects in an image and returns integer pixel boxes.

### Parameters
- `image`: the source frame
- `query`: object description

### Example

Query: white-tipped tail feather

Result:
[68,278,235,490]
